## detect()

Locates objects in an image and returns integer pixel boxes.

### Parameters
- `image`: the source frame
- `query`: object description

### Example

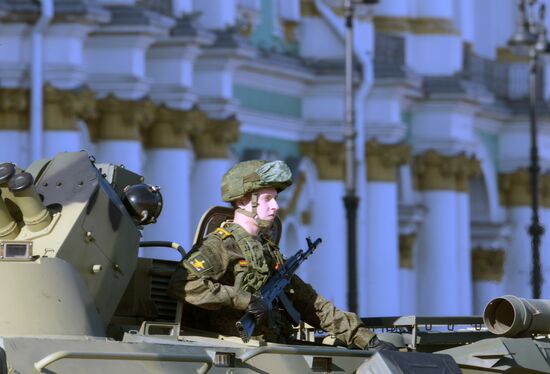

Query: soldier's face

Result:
[256,187,279,221]
[241,187,279,222]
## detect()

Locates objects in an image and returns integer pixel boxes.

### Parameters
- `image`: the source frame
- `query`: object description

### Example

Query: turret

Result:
[0,151,162,337]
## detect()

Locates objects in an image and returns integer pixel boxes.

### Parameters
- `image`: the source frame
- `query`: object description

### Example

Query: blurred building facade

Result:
[0,0,548,317]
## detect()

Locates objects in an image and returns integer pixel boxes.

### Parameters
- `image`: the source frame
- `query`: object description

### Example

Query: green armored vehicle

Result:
[0,150,546,373]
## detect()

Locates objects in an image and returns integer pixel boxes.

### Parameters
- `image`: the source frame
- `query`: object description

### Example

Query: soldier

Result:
[168,160,395,351]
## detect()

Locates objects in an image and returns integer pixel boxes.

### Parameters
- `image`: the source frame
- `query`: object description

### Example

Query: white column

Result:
[417,191,459,315]
[498,170,534,298]
[92,97,155,175]
[542,207,550,298]
[362,182,399,316]
[361,141,409,316]
[44,131,81,158]
[472,248,505,315]
[142,149,193,260]
[398,234,416,315]
[399,268,415,315]
[189,116,239,231]
[0,132,27,166]
[300,139,348,310]
[95,140,142,174]
[43,86,96,159]
[190,159,232,231]
[504,206,532,297]
[474,282,503,315]
[308,180,347,310]
[456,192,473,315]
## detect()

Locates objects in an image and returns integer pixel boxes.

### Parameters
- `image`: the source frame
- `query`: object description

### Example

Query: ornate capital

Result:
[374,16,457,34]
[88,95,156,142]
[282,20,298,43]
[301,0,320,17]
[366,139,411,182]
[497,47,529,63]
[191,116,240,159]
[415,151,457,191]
[471,248,505,282]
[300,136,346,181]
[455,154,481,192]
[415,151,479,191]
[143,106,207,149]
[0,88,29,131]
[399,234,415,269]
[499,169,530,207]
[44,85,97,131]
[540,173,550,208]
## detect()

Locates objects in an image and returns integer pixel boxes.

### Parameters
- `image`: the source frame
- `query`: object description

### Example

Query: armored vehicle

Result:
[0,150,547,373]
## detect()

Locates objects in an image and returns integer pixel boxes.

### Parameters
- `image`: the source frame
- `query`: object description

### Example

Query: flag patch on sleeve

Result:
[239,259,249,267]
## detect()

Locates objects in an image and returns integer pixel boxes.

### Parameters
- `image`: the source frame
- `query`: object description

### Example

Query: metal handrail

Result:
[34,350,212,374]
[238,345,374,362]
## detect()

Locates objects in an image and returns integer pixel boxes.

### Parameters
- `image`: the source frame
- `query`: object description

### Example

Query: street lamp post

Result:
[508,0,547,299]
[343,0,359,314]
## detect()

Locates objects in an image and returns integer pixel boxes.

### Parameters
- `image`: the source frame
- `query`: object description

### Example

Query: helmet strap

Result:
[235,192,273,229]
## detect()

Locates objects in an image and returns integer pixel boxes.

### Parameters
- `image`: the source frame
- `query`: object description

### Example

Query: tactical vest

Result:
[217,222,284,293]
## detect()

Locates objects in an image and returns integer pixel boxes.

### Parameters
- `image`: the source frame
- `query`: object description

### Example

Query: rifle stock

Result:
[236,313,255,343]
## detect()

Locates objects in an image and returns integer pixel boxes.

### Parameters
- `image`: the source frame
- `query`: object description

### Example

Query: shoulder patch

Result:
[186,252,213,274]
[212,227,232,240]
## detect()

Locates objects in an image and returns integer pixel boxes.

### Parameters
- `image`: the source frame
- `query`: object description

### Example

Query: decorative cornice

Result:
[374,16,457,35]
[191,116,240,159]
[471,248,505,282]
[0,88,29,131]
[499,169,530,207]
[415,151,480,191]
[44,85,97,131]
[365,139,411,182]
[142,106,206,149]
[301,0,320,17]
[88,95,156,142]
[299,136,346,181]
[399,234,415,269]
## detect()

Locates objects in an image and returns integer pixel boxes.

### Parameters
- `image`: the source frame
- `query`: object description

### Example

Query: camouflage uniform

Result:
[168,159,375,348]
[168,223,375,348]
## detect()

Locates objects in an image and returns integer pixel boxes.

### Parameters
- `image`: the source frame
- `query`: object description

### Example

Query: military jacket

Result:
[168,222,374,347]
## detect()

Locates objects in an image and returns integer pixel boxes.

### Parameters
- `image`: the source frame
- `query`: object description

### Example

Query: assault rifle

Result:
[236,236,322,343]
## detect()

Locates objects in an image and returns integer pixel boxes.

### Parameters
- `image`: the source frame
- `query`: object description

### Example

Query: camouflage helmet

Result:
[221,160,292,202]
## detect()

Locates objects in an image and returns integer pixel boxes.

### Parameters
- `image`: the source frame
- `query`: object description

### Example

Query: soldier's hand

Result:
[367,336,398,352]
[246,295,270,321]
